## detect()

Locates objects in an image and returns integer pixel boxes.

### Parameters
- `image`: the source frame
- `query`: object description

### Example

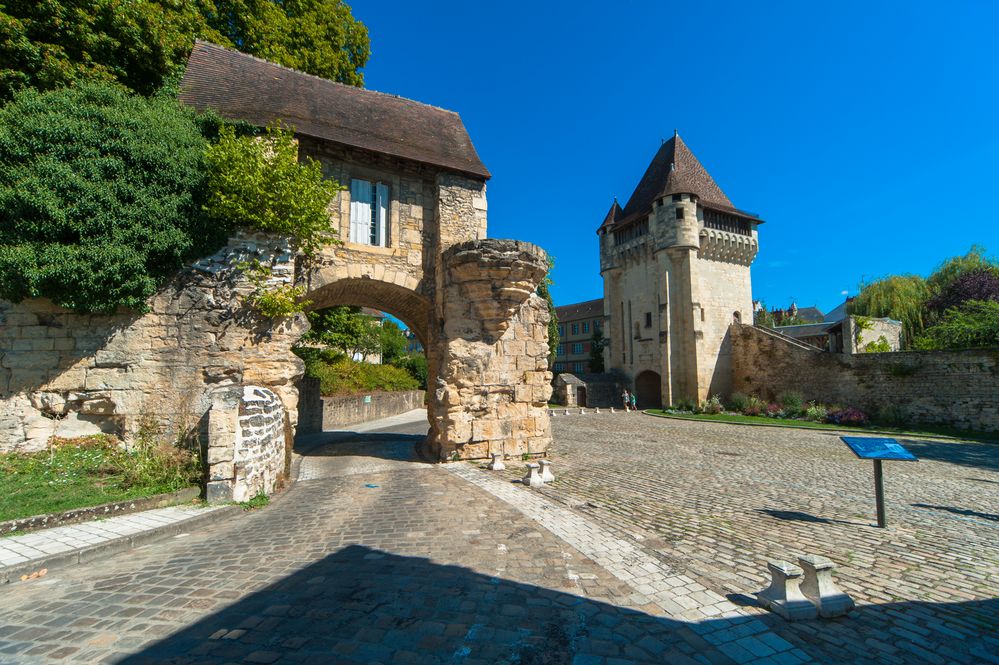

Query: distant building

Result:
[774,299,902,353]
[553,298,604,374]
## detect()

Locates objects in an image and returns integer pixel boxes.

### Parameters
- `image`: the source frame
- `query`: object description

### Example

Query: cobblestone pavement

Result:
[495,412,999,664]
[1,416,789,665]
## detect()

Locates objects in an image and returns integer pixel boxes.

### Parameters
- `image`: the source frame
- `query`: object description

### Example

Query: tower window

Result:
[675,207,684,220]
[645,312,652,328]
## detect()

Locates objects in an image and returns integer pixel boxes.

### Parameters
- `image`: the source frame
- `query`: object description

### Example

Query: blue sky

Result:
[351,0,999,314]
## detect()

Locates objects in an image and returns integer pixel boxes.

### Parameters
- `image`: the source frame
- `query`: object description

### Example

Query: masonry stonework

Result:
[730,324,999,432]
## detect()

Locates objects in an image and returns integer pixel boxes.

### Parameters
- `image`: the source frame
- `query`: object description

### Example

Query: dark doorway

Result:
[634,371,662,409]
[576,386,587,408]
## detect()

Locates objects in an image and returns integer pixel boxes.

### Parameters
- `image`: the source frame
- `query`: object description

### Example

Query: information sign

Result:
[840,436,918,528]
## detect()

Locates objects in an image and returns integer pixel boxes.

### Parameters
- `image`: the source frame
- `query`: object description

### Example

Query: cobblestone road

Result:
[1,419,780,665]
[496,412,999,664]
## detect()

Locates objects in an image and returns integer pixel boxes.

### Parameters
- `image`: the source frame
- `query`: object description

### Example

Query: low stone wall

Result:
[730,324,999,432]
[297,389,425,432]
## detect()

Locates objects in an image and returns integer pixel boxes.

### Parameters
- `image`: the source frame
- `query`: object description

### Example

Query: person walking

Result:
[630,391,638,412]
[621,389,631,412]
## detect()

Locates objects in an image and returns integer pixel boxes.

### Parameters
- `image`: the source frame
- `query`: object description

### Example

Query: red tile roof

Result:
[179,41,490,179]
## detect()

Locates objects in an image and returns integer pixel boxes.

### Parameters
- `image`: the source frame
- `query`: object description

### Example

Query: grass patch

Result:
[238,493,269,511]
[645,410,995,442]
[0,432,202,523]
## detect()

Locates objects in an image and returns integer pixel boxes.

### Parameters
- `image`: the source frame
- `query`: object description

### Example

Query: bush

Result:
[727,392,750,412]
[913,300,999,350]
[827,407,869,427]
[673,398,699,413]
[777,391,804,416]
[0,82,219,313]
[766,403,784,418]
[875,404,907,428]
[204,123,341,256]
[804,403,828,422]
[701,395,724,414]
[305,357,419,395]
[391,353,428,390]
[741,396,767,417]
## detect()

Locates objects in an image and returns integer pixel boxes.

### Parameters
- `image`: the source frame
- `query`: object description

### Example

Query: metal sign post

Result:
[840,437,918,528]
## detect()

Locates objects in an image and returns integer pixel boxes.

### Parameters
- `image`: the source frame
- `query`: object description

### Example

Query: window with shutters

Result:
[349,179,389,247]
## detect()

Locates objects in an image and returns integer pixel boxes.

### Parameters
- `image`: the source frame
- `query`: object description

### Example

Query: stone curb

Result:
[0,505,241,585]
[641,410,996,443]
[1,487,202,537]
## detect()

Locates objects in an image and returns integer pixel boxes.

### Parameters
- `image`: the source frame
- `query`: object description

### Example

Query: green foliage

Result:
[777,390,804,416]
[206,0,370,87]
[239,259,311,318]
[849,275,930,348]
[0,431,201,522]
[726,392,749,412]
[238,492,269,510]
[701,395,724,414]
[926,245,999,293]
[391,353,428,389]
[804,403,828,422]
[0,82,217,313]
[537,257,559,366]
[379,320,408,365]
[741,395,767,417]
[753,301,805,328]
[301,305,381,358]
[588,325,606,373]
[300,356,419,395]
[204,123,340,255]
[913,300,999,350]
[0,0,369,103]
[864,335,892,353]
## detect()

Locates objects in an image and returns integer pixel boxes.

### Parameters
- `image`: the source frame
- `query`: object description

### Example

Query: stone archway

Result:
[635,370,662,409]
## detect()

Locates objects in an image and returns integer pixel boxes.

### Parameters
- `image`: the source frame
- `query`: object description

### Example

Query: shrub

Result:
[204,123,341,256]
[727,392,750,412]
[827,407,869,427]
[701,395,724,414]
[0,82,218,313]
[804,403,828,422]
[391,353,428,390]
[305,357,419,395]
[766,403,784,418]
[864,335,892,353]
[913,300,999,350]
[875,404,907,428]
[777,391,804,416]
[742,396,766,417]
[673,398,699,413]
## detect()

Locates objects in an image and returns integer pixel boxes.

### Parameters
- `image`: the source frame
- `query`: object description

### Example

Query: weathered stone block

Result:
[798,555,854,618]
[756,560,818,621]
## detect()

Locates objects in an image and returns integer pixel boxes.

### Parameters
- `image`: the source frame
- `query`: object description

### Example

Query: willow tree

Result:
[848,275,931,348]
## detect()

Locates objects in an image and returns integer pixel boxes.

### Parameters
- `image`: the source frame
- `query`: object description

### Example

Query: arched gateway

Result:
[0,42,553,503]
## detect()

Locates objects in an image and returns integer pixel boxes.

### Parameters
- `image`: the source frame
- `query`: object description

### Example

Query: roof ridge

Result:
[191,40,462,117]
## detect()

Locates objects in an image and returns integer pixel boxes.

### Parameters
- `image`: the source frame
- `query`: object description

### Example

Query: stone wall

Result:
[432,239,552,460]
[206,386,288,502]
[730,324,999,432]
[296,388,425,433]
[1,232,305,455]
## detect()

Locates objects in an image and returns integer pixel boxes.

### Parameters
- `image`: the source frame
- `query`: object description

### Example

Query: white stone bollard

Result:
[522,463,544,488]
[756,560,818,620]
[539,459,555,483]
[594,407,600,414]
[488,453,506,471]
[564,409,570,416]
[549,409,556,416]
[610,407,615,413]
[580,408,586,415]
[798,555,854,618]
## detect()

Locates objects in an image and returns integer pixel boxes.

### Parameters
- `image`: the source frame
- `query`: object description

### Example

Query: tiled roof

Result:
[179,41,490,179]
[556,298,604,321]
[617,134,732,224]
[796,306,825,323]
[599,200,623,229]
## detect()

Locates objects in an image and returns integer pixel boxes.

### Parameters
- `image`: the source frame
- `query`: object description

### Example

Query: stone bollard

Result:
[594,407,600,414]
[580,408,586,415]
[488,453,506,471]
[798,555,854,618]
[522,463,544,488]
[756,560,818,620]
[539,459,555,483]
[564,409,570,416]
[549,409,556,416]
[610,407,615,413]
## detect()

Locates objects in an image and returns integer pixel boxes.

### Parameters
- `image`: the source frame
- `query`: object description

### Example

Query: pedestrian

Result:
[630,391,638,412]
[621,389,630,412]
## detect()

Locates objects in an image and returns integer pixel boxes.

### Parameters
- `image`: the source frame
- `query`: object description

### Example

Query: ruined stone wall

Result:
[730,324,999,432]
[0,233,305,454]
[431,239,552,461]
[295,388,426,433]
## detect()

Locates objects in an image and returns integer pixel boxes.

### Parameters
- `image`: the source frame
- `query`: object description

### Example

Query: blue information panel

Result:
[841,437,918,461]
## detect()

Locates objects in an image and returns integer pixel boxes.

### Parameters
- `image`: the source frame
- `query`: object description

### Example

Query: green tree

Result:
[0,0,369,103]
[926,245,999,294]
[204,123,340,255]
[301,306,380,358]
[0,82,216,313]
[390,353,428,389]
[913,301,999,350]
[379,319,407,365]
[537,257,559,366]
[849,275,931,348]
[588,326,606,373]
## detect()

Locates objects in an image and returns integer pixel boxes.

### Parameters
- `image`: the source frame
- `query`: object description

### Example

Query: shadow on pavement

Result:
[896,438,999,472]
[912,503,999,523]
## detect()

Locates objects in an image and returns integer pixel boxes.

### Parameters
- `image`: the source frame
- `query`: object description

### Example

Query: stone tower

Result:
[598,132,761,407]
